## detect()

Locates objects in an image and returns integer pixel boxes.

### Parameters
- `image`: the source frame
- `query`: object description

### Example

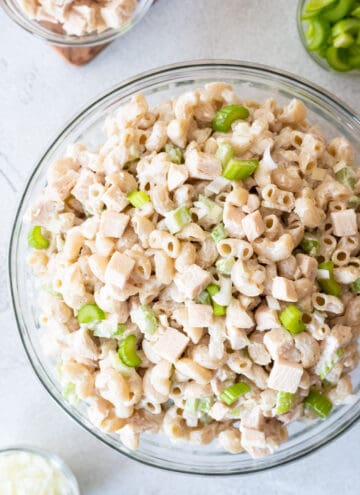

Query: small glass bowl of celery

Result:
[297,0,360,74]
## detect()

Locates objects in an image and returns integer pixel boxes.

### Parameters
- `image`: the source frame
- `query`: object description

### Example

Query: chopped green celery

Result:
[114,324,126,336]
[319,348,345,379]
[28,226,50,249]
[131,305,158,335]
[220,382,251,406]
[351,5,360,17]
[216,256,235,275]
[276,391,296,415]
[304,390,333,418]
[213,302,227,316]
[165,205,192,234]
[351,277,360,293]
[348,195,360,208]
[335,166,356,189]
[63,383,79,405]
[229,405,242,417]
[306,17,331,50]
[118,334,142,367]
[222,158,259,180]
[332,17,360,36]
[300,236,321,256]
[326,46,352,71]
[77,303,105,324]
[302,0,337,18]
[317,260,342,295]
[211,223,227,243]
[206,284,227,316]
[279,305,306,334]
[333,32,355,47]
[56,361,63,378]
[206,284,219,297]
[94,321,126,338]
[127,190,150,208]
[197,195,223,223]
[323,0,356,22]
[185,398,199,414]
[185,397,214,414]
[165,143,184,164]
[198,396,214,413]
[212,105,250,133]
[349,43,360,68]
[318,277,343,296]
[198,290,212,305]
[216,142,234,166]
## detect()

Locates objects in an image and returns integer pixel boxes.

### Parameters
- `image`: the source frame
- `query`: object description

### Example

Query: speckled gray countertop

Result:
[0,0,359,493]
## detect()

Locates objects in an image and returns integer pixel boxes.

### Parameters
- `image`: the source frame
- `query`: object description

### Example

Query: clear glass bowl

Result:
[8,60,360,475]
[297,0,360,75]
[1,0,154,47]
[0,446,80,494]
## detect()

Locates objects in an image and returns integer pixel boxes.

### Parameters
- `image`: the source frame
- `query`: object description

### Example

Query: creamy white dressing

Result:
[0,451,73,495]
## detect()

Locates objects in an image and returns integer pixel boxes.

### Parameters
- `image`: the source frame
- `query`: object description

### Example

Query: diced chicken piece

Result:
[268,358,303,393]
[240,406,264,430]
[329,324,352,348]
[152,327,190,363]
[175,358,213,384]
[88,254,108,283]
[209,401,230,421]
[174,264,212,299]
[223,203,245,238]
[65,328,99,362]
[328,375,353,406]
[99,210,129,238]
[226,326,249,350]
[185,149,221,180]
[240,427,267,448]
[271,276,298,302]
[263,328,294,361]
[71,168,97,204]
[49,170,79,201]
[105,252,135,289]
[79,216,100,240]
[62,228,85,262]
[186,302,213,327]
[242,210,265,242]
[167,163,189,191]
[255,304,281,331]
[296,253,318,281]
[331,209,358,237]
[294,197,324,228]
[248,339,272,365]
[226,299,254,329]
[25,198,63,226]
[102,185,128,212]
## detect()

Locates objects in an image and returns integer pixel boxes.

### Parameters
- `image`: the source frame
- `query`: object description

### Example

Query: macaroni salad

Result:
[26,83,360,458]
[20,0,137,36]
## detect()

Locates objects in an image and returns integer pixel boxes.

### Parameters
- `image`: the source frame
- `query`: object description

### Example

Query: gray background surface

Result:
[0,1,359,493]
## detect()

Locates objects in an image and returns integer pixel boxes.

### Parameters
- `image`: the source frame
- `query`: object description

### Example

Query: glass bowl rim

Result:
[8,59,360,475]
[296,0,360,76]
[0,445,80,493]
[0,0,154,47]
